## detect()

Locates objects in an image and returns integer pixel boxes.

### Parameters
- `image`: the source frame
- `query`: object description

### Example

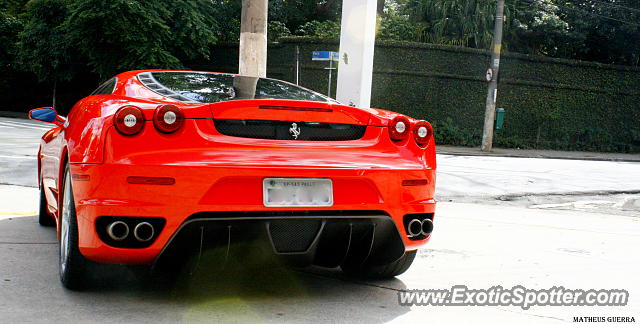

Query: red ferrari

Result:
[29,70,436,289]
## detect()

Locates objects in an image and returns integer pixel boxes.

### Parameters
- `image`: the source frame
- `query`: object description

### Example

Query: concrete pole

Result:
[336,0,378,108]
[481,0,505,152]
[239,0,268,78]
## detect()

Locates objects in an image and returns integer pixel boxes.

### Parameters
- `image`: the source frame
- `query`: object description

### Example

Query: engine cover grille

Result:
[268,220,323,253]
[214,119,366,141]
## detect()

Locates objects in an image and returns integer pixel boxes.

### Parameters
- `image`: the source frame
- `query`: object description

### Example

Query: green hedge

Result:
[200,37,640,153]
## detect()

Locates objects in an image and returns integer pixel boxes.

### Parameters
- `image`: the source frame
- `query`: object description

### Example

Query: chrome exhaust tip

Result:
[133,222,155,242]
[407,219,423,237]
[107,221,129,241]
[421,219,434,236]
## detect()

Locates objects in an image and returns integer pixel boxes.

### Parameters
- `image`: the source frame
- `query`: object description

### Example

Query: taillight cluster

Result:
[153,105,184,133]
[413,121,432,145]
[114,105,184,135]
[388,116,432,146]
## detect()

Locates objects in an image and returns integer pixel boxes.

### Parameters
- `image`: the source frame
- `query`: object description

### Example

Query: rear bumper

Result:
[154,213,409,271]
[70,161,435,265]
[69,120,436,265]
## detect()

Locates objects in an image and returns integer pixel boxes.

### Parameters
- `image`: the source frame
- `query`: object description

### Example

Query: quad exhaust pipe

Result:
[133,222,155,242]
[106,220,156,242]
[107,221,129,241]
[421,219,433,235]
[407,218,433,237]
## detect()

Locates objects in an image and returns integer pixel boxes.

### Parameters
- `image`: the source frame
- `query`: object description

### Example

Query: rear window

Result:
[138,71,333,104]
[91,78,117,95]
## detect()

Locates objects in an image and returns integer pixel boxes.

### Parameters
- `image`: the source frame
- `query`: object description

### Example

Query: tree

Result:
[295,20,341,38]
[404,0,515,48]
[18,0,74,107]
[0,0,29,14]
[210,0,342,42]
[0,9,21,75]
[64,0,218,78]
[268,21,292,42]
[210,0,242,42]
[377,6,418,41]
[506,0,574,56]
[557,0,640,65]
[397,0,638,65]
[269,0,341,31]
[163,1,218,62]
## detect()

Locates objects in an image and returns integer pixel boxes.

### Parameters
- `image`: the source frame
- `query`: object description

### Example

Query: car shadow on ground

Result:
[0,216,411,323]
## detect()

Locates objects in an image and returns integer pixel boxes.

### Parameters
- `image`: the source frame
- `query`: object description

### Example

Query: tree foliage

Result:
[18,0,74,82]
[212,0,342,42]
[0,0,638,105]
[559,0,640,65]
[295,20,341,38]
[0,13,20,96]
[399,0,639,65]
[405,0,515,48]
[64,0,217,78]
[0,8,21,71]
[269,0,341,30]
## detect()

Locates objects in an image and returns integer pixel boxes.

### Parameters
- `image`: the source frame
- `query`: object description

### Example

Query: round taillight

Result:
[114,106,144,135]
[389,116,410,141]
[153,105,184,133]
[414,120,432,146]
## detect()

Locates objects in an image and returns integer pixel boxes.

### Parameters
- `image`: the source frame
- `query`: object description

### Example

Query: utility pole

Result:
[336,0,378,108]
[239,0,268,77]
[481,0,505,152]
[295,45,300,85]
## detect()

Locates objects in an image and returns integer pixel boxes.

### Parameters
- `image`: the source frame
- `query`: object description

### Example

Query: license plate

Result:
[263,178,333,207]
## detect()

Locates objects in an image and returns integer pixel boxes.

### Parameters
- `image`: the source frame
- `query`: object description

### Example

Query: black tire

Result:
[341,250,417,279]
[58,165,91,290]
[38,186,55,227]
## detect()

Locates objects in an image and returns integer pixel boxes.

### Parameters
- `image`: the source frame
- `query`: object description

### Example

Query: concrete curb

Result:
[437,146,640,163]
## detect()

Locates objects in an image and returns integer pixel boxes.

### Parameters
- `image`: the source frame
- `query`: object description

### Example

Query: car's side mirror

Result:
[29,107,65,126]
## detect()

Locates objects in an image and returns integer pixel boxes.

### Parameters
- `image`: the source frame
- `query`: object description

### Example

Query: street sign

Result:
[485,68,493,82]
[312,51,339,98]
[312,51,339,61]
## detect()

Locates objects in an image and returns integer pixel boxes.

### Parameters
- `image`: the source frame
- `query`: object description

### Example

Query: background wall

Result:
[7,37,639,153]
[194,37,640,153]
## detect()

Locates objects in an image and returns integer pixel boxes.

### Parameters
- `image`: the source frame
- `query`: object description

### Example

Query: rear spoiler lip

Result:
[207,99,377,126]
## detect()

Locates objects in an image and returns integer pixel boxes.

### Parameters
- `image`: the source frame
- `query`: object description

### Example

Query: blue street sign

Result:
[312,51,339,61]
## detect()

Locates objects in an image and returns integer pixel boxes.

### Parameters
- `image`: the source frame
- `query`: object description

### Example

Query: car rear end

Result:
[69,71,437,270]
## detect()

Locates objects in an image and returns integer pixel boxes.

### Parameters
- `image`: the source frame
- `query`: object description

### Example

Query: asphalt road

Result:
[1,117,639,323]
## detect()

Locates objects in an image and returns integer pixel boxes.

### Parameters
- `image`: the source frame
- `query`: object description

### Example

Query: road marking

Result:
[0,120,47,126]
[0,141,40,144]
[0,211,37,215]
[0,155,34,159]
[0,212,38,221]
[0,242,56,244]
[0,125,49,132]
[0,121,52,130]
[0,119,49,126]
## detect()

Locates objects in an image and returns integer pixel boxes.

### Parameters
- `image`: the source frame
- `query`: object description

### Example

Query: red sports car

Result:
[29,70,436,289]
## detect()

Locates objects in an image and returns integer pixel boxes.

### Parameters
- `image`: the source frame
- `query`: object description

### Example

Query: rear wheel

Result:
[59,165,90,290]
[38,185,55,227]
[341,250,417,279]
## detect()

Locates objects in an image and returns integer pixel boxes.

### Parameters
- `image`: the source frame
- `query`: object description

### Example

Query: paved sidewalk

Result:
[437,145,640,162]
